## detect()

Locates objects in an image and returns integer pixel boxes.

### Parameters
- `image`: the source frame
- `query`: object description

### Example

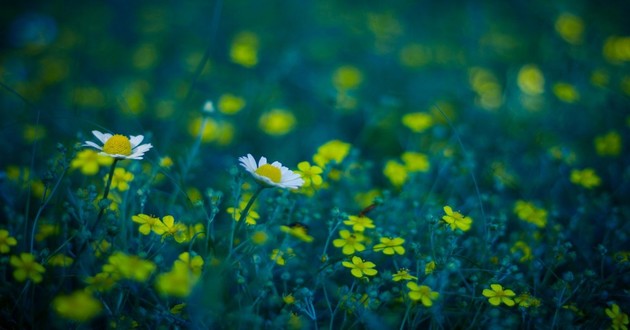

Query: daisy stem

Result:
[91,159,119,233]
[229,185,265,254]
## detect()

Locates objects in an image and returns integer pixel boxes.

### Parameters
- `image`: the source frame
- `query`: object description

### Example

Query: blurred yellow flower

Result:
[84,272,117,292]
[105,167,134,192]
[47,254,74,267]
[595,131,622,156]
[23,124,46,143]
[555,13,584,44]
[218,94,246,115]
[53,290,102,323]
[10,252,45,283]
[71,149,114,175]
[401,151,430,172]
[603,36,630,64]
[230,31,259,68]
[227,202,260,225]
[401,112,434,133]
[313,140,351,168]
[0,229,17,253]
[510,241,533,262]
[259,109,296,136]
[407,283,439,306]
[570,168,601,189]
[514,200,548,228]
[606,303,629,330]
[271,248,295,266]
[425,261,436,275]
[333,65,363,90]
[383,160,408,187]
[280,223,314,243]
[102,252,156,282]
[517,65,545,95]
[553,82,580,103]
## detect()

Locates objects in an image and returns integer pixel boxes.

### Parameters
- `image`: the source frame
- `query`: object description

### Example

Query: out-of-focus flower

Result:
[407,283,439,306]
[570,168,601,189]
[259,109,296,136]
[53,290,102,322]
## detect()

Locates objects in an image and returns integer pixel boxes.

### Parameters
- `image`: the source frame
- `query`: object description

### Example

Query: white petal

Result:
[83,141,103,150]
[132,143,152,154]
[271,161,282,168]
[92,130,111,144]
[258,156,268,167]
[129,135,144,148]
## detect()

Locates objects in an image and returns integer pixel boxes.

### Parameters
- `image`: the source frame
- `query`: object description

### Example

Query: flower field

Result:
[1,0,629,329]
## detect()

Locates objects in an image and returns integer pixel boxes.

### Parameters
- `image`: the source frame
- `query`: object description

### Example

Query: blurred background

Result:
[1,0,629,189]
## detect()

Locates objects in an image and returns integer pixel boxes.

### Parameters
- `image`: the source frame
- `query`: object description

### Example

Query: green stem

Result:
[229,185,265,254]
[91,159,119,232]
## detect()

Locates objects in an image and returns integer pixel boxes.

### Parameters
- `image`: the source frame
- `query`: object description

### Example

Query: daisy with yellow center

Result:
[84,130,153,160]
[239,154,304,189]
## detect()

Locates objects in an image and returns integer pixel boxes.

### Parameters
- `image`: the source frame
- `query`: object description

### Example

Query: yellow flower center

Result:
[255,164,281,183]
[103,135,132,156]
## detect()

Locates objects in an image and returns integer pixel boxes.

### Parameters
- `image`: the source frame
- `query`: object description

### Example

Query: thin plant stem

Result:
[229,185,265,255]
[91,158,119,233]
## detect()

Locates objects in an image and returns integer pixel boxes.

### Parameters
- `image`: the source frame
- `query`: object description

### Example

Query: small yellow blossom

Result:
[251,230,268,245]
[227,203,260,225]
[570,168,601,189]
[373,237,405,255]
[343,215,375,232]
[35,223,60,242]
[342,256,378,278]
[392,268,417,282]
[606,303,629,330]
[230,31,259,68]
[70,149,114,175]
[53,290,102,322]
[383,160,408,187]
[92,239,111,258]
[402,112,434,133]
[401,151,430,172]
[155,255,201,298]
[47,254,74,267]
[313,140,351,168]
[555,13,584,44]
[595,131,622,156]
[10,252,46,283]
[282,293,296,304]
[333,65,363,90]
[84,272,117,292]
[271,248,295,266]
[518,65,545,95]
[159,215,187,243]
[280,223,314,243]
[603,36,630,64]
[482,284,516,306]
[218,94,246,115]
[175,252,204,277]
[102,252,156,282]
[132,214,166,235]
[159,156,174,168]
[514,292,541,308]
[0,229,18,253]
[425,261,436,275]
[553,82,580,103]
[259,109,296,136]
[442,206,473,232]
[333,230,365,255]
[511,241,533,262]
[296,161,323,187]
[514,200,548,228]
[407,283,439,307]
[105,167,134,192]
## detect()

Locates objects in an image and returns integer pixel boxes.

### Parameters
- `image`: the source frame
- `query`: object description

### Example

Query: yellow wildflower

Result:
[10,253,45,283]
[482,284,516,306]
[47,254,74,267]
[570,168,601,189]
[0,229,18,253]
[218,93,246,115]
[102,252,156,282]
[401,112,433,133]
[342,256,378,278]
[514,200,548,228]
[53,290,102,322]
[343,215,375,232]
[555,13,584,44]
[230,31,259,68]
[553,82,580,103]
[258,109,296,136]
[407,283,439,306]
[606,303,629,330]
[313,140,351,168]
[518,65,545,95]
[392,268,417,282]
[595,131,622,156]
[70,149,114,175]
[333,230,365,255]
[105,167,134,192]
[296,161,323,187]
[280,223,314,243]
[132,214,166,235]
[425,261,436,275]
[383,160,408,187]
[373,237,405,255]
[401,151,430,172]
[442,206,473,232]
[511,241,533,262]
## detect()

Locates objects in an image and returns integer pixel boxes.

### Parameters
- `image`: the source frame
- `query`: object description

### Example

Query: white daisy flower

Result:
[239,154,304,189]
[83,130,153,160]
